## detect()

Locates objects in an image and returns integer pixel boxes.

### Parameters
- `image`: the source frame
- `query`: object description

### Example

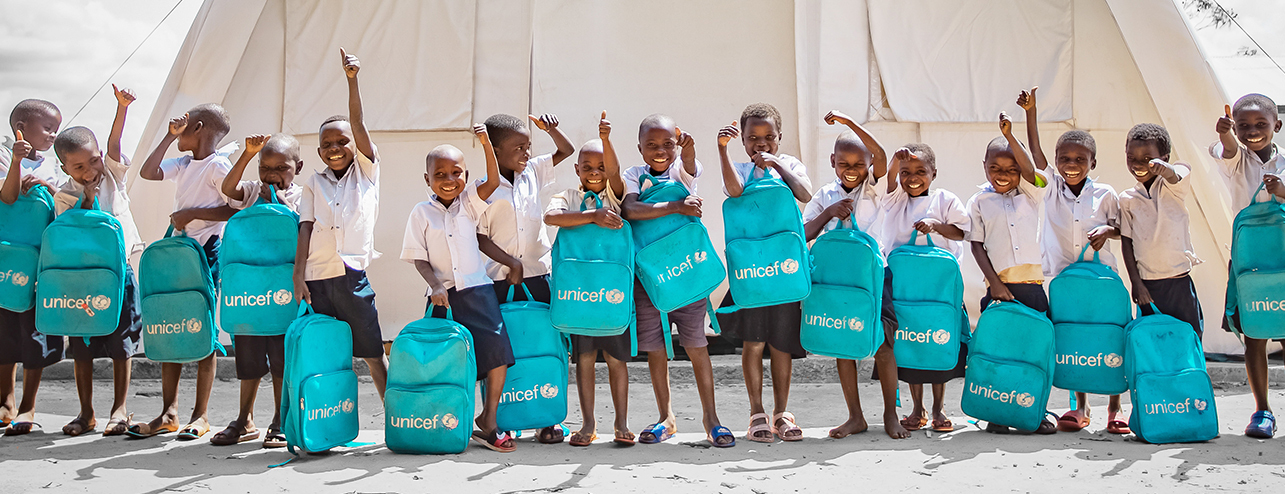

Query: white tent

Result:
[130,0,1252,354]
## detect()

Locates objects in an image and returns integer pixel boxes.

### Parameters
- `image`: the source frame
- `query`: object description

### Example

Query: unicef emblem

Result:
[1015,393,1035,408]
[540,383,560,399]
[273,289,293,305]
[605,289,625,304]
[1104,353,1123,368]
[185,318,202,334]
[848,318,864,332]
[781,259,799,274]
[11,272,28,287]
[1194,399,1207,412]
[694,251,708,263]
[932,329,951,345]
[341,399,355,414]
[91,295,111,311]
[441,413,459,430]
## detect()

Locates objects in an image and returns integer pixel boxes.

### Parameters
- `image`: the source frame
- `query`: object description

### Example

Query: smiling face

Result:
[494,128,532,176]
[899,157,935,196]
[16,109,61,152]
[1233,104,1281,153]
[741,116,780,157]
[638,125,678,172]
[576,142,608,193]
[983,147,1022,194]
[831,140,871,189]
[59,142,105,186]
[426,147,467,204]
[1125,140,1167,184]
[317,121,356,170]
[1055,142,1095,186]
[258,147,302,192]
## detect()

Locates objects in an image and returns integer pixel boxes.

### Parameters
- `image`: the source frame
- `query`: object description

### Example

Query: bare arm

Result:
[140,114,188,181]
[1217,104,1238,159]
[716,122,743,198]
[473,124,501,201]
[221,135,268,202]
[530,114,575,165]
[107,85,135,163]
[545,206,623,229]
[1121,236,1153,305]
[622,193,699,221]
[0,133,29,205]
[413,259,451,308]
[478,233,522,285]
[676,127,698,177]
[293,221,314,304]
[803,200,851,242]
[767,155,813,203]
[339,49,376,162]
[825,110,889,180]
[1000,112,1038,185]
[1015,87,1048,171]
[971,241,1014,302]
[600,112,626,198]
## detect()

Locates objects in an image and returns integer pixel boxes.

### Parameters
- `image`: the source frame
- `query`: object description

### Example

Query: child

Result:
[401,129,516,451]
[135,99,239,440]
[210,133,304,448]
[620,114,733,447]
[1211,94,1282,438]
[543,112,633,447]
[0,98,69,436]
[801,109,909,440]
[1017,87,1126,434]
[967,112,1055,434]
[876,142,970,433]
[716,103,813,442]
[292,49,390,405]
[475,111,573,443]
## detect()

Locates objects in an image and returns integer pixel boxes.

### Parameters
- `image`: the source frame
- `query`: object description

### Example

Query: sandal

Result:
[613,429,635,446]
[984,422,1011,434]
[263,427,287,448]
[1057,410,1090,432]
[772,412,803,442]
[1246,410,1277,439]
[177,421,211,441]
[126,422,178,439]
[103,414,132,437]
[707,425,736,448]
[210,421,260,446]
[61,416,95,437]
[569,430,597,447]
[746,412,773,443]
[5,421,42,436]
[537,425,566,444]
[638,422,675,444]
[900,414,928,431]
[931,417,954,432]
[1034,418,1058,435]
[1106,410,1130,434]
[472,429,516,452]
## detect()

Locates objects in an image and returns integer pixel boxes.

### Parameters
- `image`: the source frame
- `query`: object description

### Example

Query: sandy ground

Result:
[3,374,1284,493]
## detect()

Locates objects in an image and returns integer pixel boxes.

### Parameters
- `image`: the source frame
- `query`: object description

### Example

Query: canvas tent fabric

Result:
[131,0,1262,355]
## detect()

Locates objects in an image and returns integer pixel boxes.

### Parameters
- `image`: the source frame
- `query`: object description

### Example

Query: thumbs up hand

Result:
[598,111,611,140]
[717,121,739,148]
[340,48,360,78]
[11,130,30,162]
[1016,86,1038,112]
[1216,104,1234,135]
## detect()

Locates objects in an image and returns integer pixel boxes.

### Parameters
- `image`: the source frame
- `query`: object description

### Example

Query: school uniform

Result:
[0,147,69,188]
[1120,164,1204,335]
[968,169,1052,313]
[159,146,237,284]
[53,155,142,361]
[1041,173,1120,277]
[1211,141,1284,334]
[477,153,556,304]
[546,186,633,362]
[402,183,513,379]
[716,158,814,358]
[623,160,711,353]
[299,149,385,357]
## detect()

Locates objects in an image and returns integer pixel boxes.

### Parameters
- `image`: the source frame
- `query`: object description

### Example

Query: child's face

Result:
[831,142,870,189]
[495,129,532,175]
[898,157,935,196]
[576,149,608,193]
[983,149,1021,194]
[740,117,780,157]
[317,121,356,170]
[1055,142,1095,186]
[1233,104,1281,153]
[638,126,678,172]
[174,120,207,153]
[1125,141,1168,184]
[15,109,61,152]
[258,148,302,191]
[58,143,105,186]
[426,155,467,203]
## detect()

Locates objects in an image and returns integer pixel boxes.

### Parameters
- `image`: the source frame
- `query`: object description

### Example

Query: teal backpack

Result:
[1048,245,1131,395]
[35,202,127,337]
[485,284,569,432]
[1126,304,1218,443]
[219,187,300,336]
[0,186,55,311]
[962,301,1055,431]
[630,174,724,358]
[139,227,221,363]
[1225,182,1285,339]
[549,191,636,350]
[280,304,359,454]
[799,218,884,360]
[720,174,810,310]
[385,307,476,455]
[886,231,968,371]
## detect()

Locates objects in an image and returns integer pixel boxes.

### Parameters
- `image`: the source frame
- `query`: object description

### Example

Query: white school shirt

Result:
[623,159,703,196]
[1209,141,1285,211]
[400,183,492,291]
[0,147,69,188]
[803,176,884,238]
[722,154,812,197]
[546,186,623,214]
[299,148,381,281]
[878,184,970,258]
[53,155,143,256]
[1041,173,1120,277]
[476,153,555,281]
[158,149,236,245]
[966,169,1051,284]
[224,181,303,212]
[1119,163,1202,280]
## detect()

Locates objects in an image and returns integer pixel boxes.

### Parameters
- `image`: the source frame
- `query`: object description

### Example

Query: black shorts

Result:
[571,331,633,363]
[69,264,141,361]
[428,284,515,380]
[716,295,805,359]
[233,335,285,380]
[0,308,63,369]
[306,267,384,358]
[979,282,1049,314]
[1141,274,1203,337]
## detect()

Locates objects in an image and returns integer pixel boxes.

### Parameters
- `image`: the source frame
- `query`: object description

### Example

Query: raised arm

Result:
[0,131,30,205]
[139,114,187,181]
[473,124,501,201]
[887,147,909,195]
[1000,112,1038,185]
[717,121,743,197]
[222,134,268,202]
[600,111,625,198]
[529,114,574,165]
[1015,87,1048,171]
[1216,104,1238,159]
[825,110,888,180]
[676,126,698,177]
[107,84,135,163]
[340,48,377,162]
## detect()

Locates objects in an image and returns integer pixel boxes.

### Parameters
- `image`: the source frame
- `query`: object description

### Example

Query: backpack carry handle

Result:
[580,190,604,212]
[838,216,857,231]
[426,304,454,321]
[908,229,937,248]
[505,283,536,303]
[1075,244,1101,264]
[297,302,313,318]
[267,184,280,205]
[1136,302,1162,318]
[1250,181,1272,205]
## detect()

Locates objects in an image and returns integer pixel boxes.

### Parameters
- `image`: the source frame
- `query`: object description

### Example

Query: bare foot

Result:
[884,411,911,439]
[828,416,868,439]
[63,414,97,436]
[0,403,16,425]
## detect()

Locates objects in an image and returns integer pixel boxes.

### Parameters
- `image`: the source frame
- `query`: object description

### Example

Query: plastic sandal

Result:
[210,421,260,446]
[4,421,41,436]
[707,425,736,448]
[537,425,566,444]
[746,412,773,443]
[472,430,516,452]
[176,422,210,441]
[931,418,954,433]
[262,428,287,448]
[1106,410,1131,434]
[569,431,597,447]
[102,414,132,437]
[1057,410,1090,432]
[1246,410,1277,439]
[613,429,635,446]
[638,422,674,444]
[900,414,928,431]
[772,412,803,442]
[125,423,178,439]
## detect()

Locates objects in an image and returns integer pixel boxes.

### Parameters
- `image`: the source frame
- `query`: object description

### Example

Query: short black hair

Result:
[1234,93,1278,117]
[905,142,936,170]
[1056,130,1097,158]
[52,126,98,161]
[638,113,675,140]
[425,144,463,176]
[1126,123,1171,157]
[484,113,526,149]
[187,103,230,141]
[834,130,867,154]
[740,103,783,133]
[320,114,348,129]
[10,99,60,129]
[262,133,301,161]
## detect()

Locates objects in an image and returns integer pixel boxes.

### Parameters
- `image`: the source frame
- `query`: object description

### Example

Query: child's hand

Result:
[1016,86,1038,112]
[528,114,559,132]
[340,48,360,78]
[473,123,490,147]
[1087,225,1113,251]
[1265,173,1282,196]
[1148,158,1170,178]
[112,84,136,107]
[170,208,198,231]
[20,175,49,194]
[599,111,611,140]
[674,196,702,217]
[294,274,312,305]
[1216,104,1234,135]
[1131,282,1153,306]
[717,121,739,148]
[999,111,1013,135]
[430,285,450,308]
[914,218,940,234]
[244,134,270,156]
[753,152,784,172]
[504,261,524,286]
[893,147,913,163]
[675,126,695,154]
[823,110,853,127]
[988,283,1015,302]
[824,198,854,220]
[11,130,31,161]
[592,208,624,229]
[80,172,105,199]
[168,113,189,136]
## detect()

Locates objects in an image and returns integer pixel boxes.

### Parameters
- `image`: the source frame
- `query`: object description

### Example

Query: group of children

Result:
[2,46,1282,450]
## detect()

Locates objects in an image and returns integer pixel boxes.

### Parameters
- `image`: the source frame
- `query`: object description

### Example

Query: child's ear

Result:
[1275,119,1282,133]
[423,173,432,186]
[1161,153,1171,163]
[830,153,836,168]
[295,159,305,174]
[1089,157,1097,170]
[192,120,204,134]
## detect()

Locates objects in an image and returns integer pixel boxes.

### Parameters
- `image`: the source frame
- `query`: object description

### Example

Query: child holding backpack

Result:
[1212,94,1283,439]
[209,133,304,448]
[715,103,812,443]
[544,113,634,447]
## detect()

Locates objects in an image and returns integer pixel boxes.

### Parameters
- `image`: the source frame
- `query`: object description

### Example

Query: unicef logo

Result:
[605,289,625,304]
[1104,353,1123,368]
[441,413,459,430]
[341,399,354,414]
[185,318,202,334]
[1015,393,1035,408]
[273,289,293,305]
[848,318,864,332]
[1194,399,1207,412]
[694,251,708,263]
[932,329,951,345]
[540,383,560,399]
[781,259,799,274]
[91,295,111,311]
[11,272,28,287]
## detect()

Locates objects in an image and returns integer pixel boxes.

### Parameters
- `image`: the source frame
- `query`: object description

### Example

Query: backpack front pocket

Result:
[551,258,633,334]
[298,370,360,453]
[726,231,810,308]
[962,355,1050,432]
[1132,369,1218,443]
[491,354,568,432]
[1235,269,1285,339]
[1052,322,1127,395]
[141,291,216,363]
[385,384,473,454]
[892,300,962,371]
[35,267,123,337]
[635,222,725,312]
[801,283,881,360]
[219,263,297,336]
[0,241,39,311]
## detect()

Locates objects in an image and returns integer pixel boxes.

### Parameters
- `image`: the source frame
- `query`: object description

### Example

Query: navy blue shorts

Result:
[0,308,63,369]
[233,334,285,380]
[1141,274,1203,337]
[69,264,142,361]
[428,284,515,380]
[492,274,551,304]
[202,235,221,289]
[306,267,384,358]
[979,282,1050,315]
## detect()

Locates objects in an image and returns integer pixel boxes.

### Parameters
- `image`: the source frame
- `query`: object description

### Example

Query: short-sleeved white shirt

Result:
[0,147,69,188]
[158,150,235,245]
[803,176,884,239]
[623,159,703,196]
[1041,174,1120,277]
[547,186,623,215]
[966,169,1050,283]
[299,148,380,281]
[1119,163,1202,280]
[53,155,143,255]
[476,153,556,281]
[224,181,303,212]
[400,184,492,291]
[722,154,812,197]
[1210,141,1285,211]
[878,184,970,258]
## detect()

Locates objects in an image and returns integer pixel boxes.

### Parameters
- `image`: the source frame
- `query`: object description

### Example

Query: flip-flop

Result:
[1105,410,1131,434]
[126,423,178,439]
[210,421,261,446]
[637,422,674,444]
[1245,410,1277,439]
[472,429,516,453]
[1034,413,1059,435]
[772,412,803,442]
[931,418,954,433]
[61,417,95,437]
[176,422,210,441]
[706,425,736,448]
[262,428,287,449]
[900,414,928,431]
[1057,410,1090,432]
[746,412,773,443]
[537,425,566,444]
[103,414,132,437]
[569,430,596,447]
[613,429,635,446]
[4,421,41,436]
